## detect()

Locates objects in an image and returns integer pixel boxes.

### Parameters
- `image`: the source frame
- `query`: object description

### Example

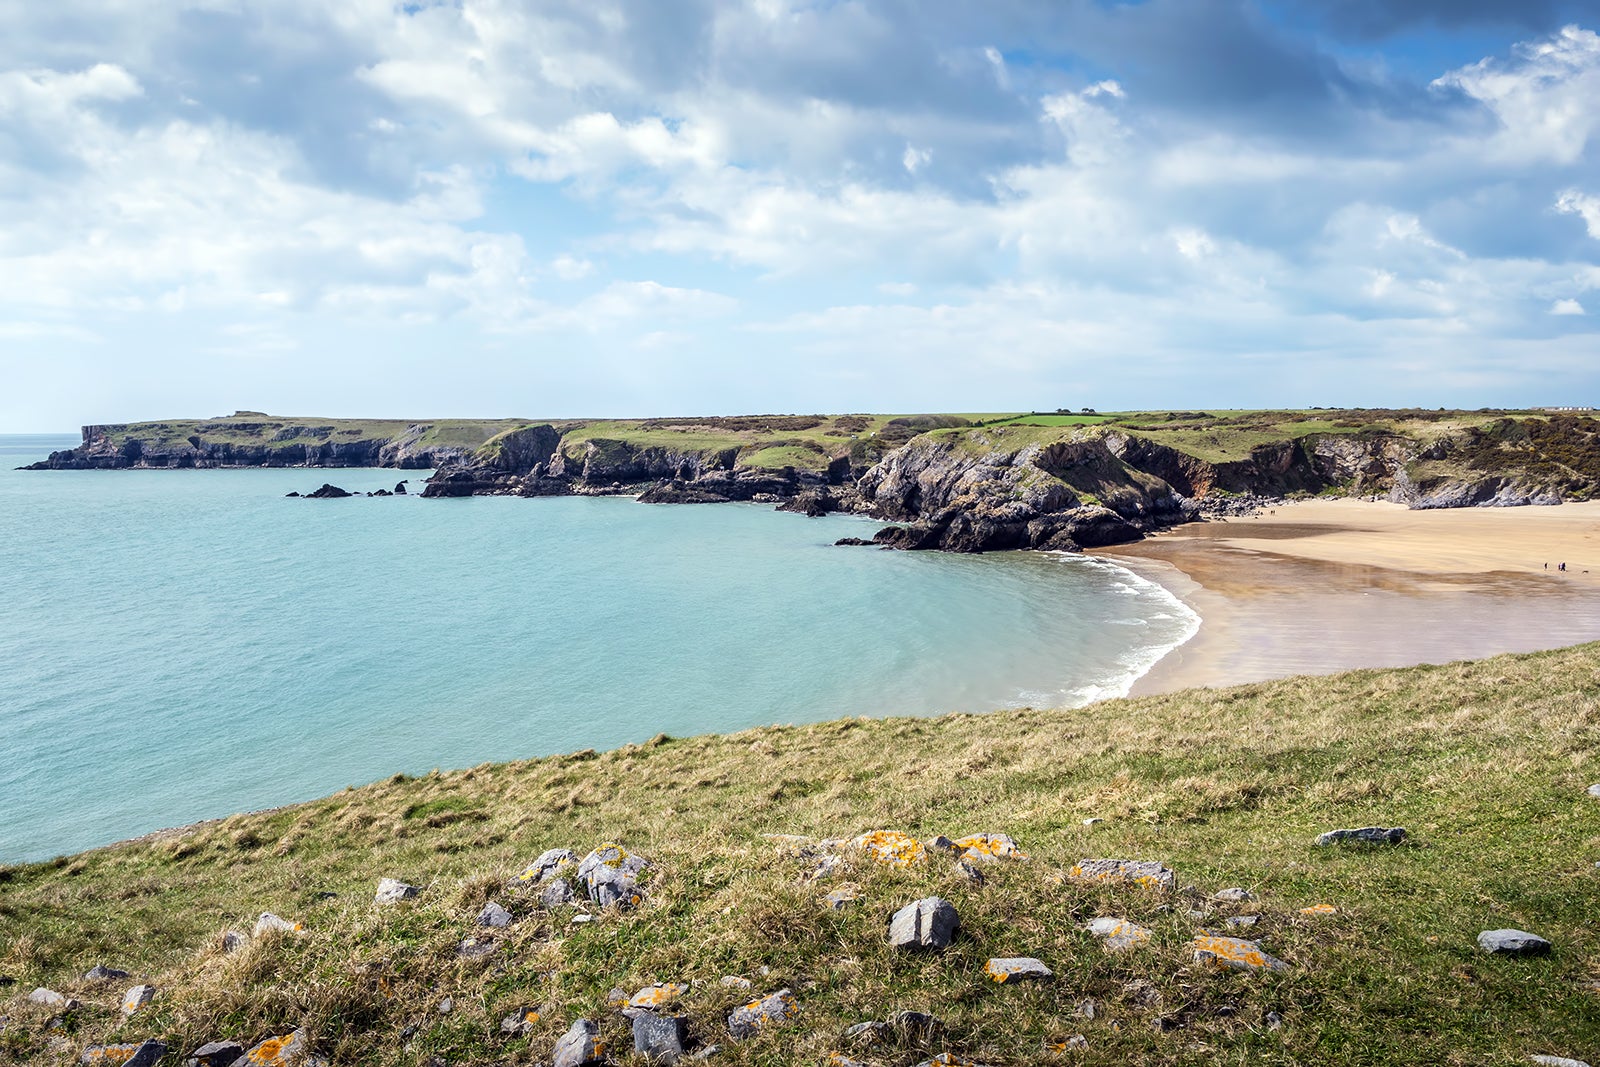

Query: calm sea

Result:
[0,434,1197,863]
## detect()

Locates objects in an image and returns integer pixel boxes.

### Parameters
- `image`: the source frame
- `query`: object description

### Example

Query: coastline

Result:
[1096,499,1600,696]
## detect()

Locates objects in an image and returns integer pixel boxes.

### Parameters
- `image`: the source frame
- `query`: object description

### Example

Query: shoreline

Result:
[1096,499,1600,695]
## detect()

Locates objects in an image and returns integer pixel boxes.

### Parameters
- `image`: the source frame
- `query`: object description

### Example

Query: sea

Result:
[0,434,1198,864]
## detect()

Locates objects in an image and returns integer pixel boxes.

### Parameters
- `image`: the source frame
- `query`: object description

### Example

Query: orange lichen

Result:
[523,1010,541,1024]
[1299,903,1337,915]
[82,1049,138,1066]
[953,833,1027,861]
[1191,934,1287,972]
[629,983,688,1008]
[851,830,926,867]
[247,1036,294,1066]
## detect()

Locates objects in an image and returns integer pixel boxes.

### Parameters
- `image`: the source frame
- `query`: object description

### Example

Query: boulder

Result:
[1068,858,1176,890]
[541,879,576,907]
[374,878,422,905]
[1086,918,1153,951]
[1478,929,1552,956]
[81,1041,166,1067]
[553,1018,604,1067]
[727,989,797,1040]
[185,1040,243,1067]
[121,984,156,1014]
[28,988,77,1010]
[1314,826,1405,846]
[394,481,408,494]
[305,483,351,499]
[1191,934,1289,973]
[513,847,577,887]
[983,957,1053,983]
[84,965,131,982]
[888,897,960,950]
[577,843,649,908]
[632,1012,689,1064]
[253,913,301,937]
[476,901,513,928]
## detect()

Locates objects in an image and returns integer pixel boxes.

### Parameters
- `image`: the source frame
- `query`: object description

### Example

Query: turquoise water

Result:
[0,435,1196,863]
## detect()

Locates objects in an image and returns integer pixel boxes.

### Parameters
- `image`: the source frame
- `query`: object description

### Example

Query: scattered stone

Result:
[888,897,960,950]
[690,1046,721,1060]
[629,984,688,1010]
[912,1055,992,1067]
[1061,1035,1089,1049]
[1298,904,1337,916]
[845,1021,888,1046]
[1529,1056,1592,1067]
[1314,826,1405,846]
[253,912,302,937]
[1083,818,1103,826]
[823,887,858,910]
[1265,1012,1284,1031]
[28,988,78,1010]
[437,997,453,1014]
[477,901,513,928]
[1478,929,1552,956]
[1227,915,1261,929]
[456,936,497,959]
[1192,934,1289,973]
[577,843,649,908]
[500,1007,542,1035]
[924,835,956,853]
[374,878,422,905]
[719,976,753,990]
[81,1041,166,1067]
[633,1012,689,1064]
[1069,859,1176,890]
[186,1039,244,1067]
[804,854,845,882]
[953,833,1027,862]
[852,830,927,867]
[984,957,1053,983]
[727,989,796,1040]
[1077,998,1097,1019]
[84,965,131,982]
[238,1030,307,1067]
[569,913,597,926]
[828,1055,869,1067]
[553,1018,604,1067]
[221,930,249,953]
[953,860,986,887]
[891,1011,942,1042]
[1087,918,1154,951]
[541,878,576,906]
[1213,888,1254,903]
[1588,784,1600,799]
[315,891,338,901]
[121,985,156,1014]
[513,847,578,886]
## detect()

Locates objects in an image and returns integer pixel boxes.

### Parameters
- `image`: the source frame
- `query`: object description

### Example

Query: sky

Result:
[2,0,1599,430]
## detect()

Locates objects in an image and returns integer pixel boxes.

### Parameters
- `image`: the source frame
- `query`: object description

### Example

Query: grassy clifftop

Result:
[2,645,1598,1065]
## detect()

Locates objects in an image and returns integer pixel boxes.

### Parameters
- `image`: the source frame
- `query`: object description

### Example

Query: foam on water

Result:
[0,435,1198,862]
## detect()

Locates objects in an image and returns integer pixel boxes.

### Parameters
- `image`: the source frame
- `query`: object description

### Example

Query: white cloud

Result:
[1433,25,1600,165]
[1556,189,1600,237]
[1551,298,1585,314]
[902,144,931,174]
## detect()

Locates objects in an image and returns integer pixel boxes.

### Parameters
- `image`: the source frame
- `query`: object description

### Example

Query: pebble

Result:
[437,997,453,1014]
[888,897,960,950]
[1213,888,1254,903]
[456,936,497,958]
[633,1011,689,1064]
[1086,917,1153,951]
[823,887,858,909]
[83,965,131,982]
[1226,915,1261,929]
[121,984,156,1015]
[912,1055,992,1067]
[1478,929,1552,956]
[1529,1057,1592,1067]
[80,1041,166,1067]
[1069,858,1176,890]
[1191,934,1289,972]
[374,878,422,905]
[718,976,752,990]
[1083,818,1103,826]
[1265,1011,1284,1030]
[983,957,1053,983]
[253,912,302,937]
[553,1018,604,1067]
[1299,904,1337,916]
[1313,826,1405,846]
[500,1007,541,1035]
[953,860,986,886]
[477,901,513,927]
[1077,998,1097,1020]
[727,989,796,1040]
[28,988,78,1010]
[186,1040,244,1067]
[570,913,597,926]
[513,847,578,886]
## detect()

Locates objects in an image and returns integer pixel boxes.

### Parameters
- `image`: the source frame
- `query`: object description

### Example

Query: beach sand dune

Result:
[1098,499,1600,695]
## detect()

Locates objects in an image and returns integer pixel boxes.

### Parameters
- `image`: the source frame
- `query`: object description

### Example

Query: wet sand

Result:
[1096,499,1600,695]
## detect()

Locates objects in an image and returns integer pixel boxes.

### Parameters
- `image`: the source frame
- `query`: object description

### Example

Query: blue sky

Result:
[2,0,1599,430]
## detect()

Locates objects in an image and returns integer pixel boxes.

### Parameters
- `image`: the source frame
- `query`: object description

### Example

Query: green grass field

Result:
[3,645,1598,1065]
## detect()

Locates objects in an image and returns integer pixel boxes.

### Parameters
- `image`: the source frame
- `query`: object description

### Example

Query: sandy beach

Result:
[1097,499,1600,695]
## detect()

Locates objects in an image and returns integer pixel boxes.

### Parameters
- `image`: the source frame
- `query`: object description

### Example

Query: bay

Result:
[0,434,1196,863]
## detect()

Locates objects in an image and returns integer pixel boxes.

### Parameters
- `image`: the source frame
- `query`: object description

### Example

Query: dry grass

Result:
[3,646,1600,1065]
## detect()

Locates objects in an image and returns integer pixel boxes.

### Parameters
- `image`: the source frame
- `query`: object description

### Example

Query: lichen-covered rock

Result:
[1191,934,1289,972]
[727,989,796,1040]
[952,834,1027,862]
[29,988,78,1010]
[577,843,649,908]
[374,878,422,905]
[84,965,131,982]
[80,1041,166,1067]
[912,1055,993,1067]
[1069,859,1176,891]
[477,901,513,927]
[553,1018,604,1067]
[719,975,752,990]
[456,936,497,959]
[541,878,576,906]
[629,984,688,1010]
[1478,929,1552,956]
[1314,826,1405,846]
[953,860,986,886]
[237,1030,307,1067]
[823,887,858,910]
[500,1007,542,1035]
[121,985,156,1014]
[184,1040,242,1067]
[513,848,578,886]
[1298,904,1337,916]
[983,957,1053,983]
[852,830,927,867]
[1087,918,1153,951]
[888,897,960,950]
[253,913,302,937]
[632,1012,689,1064]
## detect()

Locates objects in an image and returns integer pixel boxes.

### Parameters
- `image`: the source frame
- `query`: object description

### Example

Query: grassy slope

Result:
[90,417,532,454]
[3,646,1598,1065]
